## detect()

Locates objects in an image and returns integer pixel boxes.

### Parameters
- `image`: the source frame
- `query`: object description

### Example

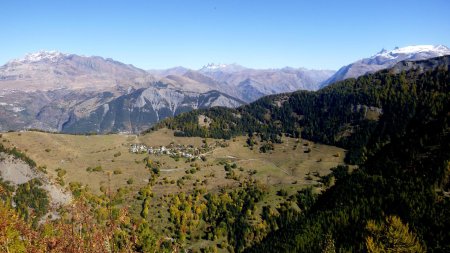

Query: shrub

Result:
[56,168,66,177]
[92,166,103,172]
[277,189,289,197]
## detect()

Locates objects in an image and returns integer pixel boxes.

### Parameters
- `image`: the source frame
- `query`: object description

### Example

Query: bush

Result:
[152,167,160,175]
[56,168,66,178]
[277,189,289,197]
[92,166,103,172]
[260,142,274,153]
[37,166,47,174]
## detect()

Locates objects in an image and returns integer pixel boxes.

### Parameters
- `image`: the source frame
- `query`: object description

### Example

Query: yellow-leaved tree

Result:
[365,215,425,253]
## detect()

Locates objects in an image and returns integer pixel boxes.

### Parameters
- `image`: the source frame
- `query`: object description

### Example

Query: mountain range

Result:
[0,45,449,133]
[0,52,245,133]
[196,63,334,101]
[0,52,332,133]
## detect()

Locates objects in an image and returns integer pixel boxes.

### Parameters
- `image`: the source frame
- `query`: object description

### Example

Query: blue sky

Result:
[1,0,449,70]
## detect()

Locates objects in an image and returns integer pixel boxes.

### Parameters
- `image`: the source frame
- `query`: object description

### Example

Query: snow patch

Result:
[9,50,67,64]
[102,104,109,117]
[202,63,229,70]
[12,107,25,112]
[199,63,246,73]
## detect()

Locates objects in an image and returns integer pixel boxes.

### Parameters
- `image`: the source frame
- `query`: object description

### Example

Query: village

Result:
[129,142,204,159]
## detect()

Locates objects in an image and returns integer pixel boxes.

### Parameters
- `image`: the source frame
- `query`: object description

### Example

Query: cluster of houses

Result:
[129,143,202,159]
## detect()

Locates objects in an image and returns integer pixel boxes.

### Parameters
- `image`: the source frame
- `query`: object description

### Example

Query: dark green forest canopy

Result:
[148,56,450,252]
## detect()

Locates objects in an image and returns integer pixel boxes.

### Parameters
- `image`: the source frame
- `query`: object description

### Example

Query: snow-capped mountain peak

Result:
[203,63,228,70]
[372,45,450,59]
[199,63,246,73]
[321,44,450,88]
[9,50,67,64]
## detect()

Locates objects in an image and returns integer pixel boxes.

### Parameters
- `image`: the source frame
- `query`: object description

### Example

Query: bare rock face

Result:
[61,87,243,134]
[321,45,450,87]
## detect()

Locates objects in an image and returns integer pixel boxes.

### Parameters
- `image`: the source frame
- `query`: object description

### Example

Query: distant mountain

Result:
[148,63,334,103]
[199,63,248,73]
[0,51,154,92]
[147,66,190,78]
[321,45,450,87]
[0,51,244,133]
[198,64,335,101]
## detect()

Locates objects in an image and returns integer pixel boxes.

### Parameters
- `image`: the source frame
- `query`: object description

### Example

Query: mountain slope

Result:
[62,87,243,133]
[321,45,450,87]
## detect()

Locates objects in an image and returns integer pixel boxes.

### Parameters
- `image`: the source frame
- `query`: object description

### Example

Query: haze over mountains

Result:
[0,44,449,133]
[148,63,335,101]
[195,63,335,101]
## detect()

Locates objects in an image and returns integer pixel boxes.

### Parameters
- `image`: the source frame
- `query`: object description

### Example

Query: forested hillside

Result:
[247,86,449,252]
